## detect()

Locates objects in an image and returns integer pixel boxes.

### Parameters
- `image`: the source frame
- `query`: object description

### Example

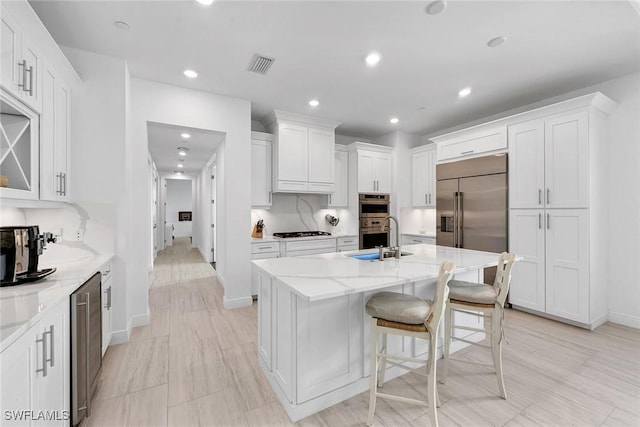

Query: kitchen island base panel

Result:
[257,268,486,421]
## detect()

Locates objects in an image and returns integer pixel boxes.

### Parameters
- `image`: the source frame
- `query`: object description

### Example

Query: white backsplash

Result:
[400,207,437,235]
[251,193,357,236]
[0,202,116,261]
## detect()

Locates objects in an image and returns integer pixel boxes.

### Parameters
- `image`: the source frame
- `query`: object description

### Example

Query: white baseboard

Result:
[131,309,150,328]
[223,295,253,309]
[110,316,133,346]
[608,311,640,329]
[107,309,150,347]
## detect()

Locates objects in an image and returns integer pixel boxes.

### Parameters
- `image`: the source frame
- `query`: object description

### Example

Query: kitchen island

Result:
[252,244,502,421]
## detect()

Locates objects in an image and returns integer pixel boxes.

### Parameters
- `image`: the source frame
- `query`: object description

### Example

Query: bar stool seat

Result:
[365,261,455,427]
[448,281,498,305]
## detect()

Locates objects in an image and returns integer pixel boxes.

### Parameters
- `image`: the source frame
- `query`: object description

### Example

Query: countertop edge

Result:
[0,253,114,353]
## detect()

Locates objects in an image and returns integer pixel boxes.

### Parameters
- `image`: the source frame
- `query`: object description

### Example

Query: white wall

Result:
[166,179,193,238]
[131,78,252,309]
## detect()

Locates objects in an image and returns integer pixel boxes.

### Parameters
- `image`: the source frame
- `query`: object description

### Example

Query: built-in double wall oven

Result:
[359,194,390,249]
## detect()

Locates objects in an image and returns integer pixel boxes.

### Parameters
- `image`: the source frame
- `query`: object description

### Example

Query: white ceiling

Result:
[147,122,224,173]
[30,0,640,141]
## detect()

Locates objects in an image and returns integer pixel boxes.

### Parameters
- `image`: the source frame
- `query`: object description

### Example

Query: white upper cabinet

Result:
[509,111,589,209]
[267,111,341,194]
[326,146,348,207]
[432,125,507,162]
[544,111,589,209]
[349,142,393,195]
[1,7,42,113]
[40,63,71,202]
[251,132,273,208]
[410,145,436,207]
[0,91,40,200]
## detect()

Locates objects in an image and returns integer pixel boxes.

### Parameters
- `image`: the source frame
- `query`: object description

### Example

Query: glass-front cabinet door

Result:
[0,92,39,200]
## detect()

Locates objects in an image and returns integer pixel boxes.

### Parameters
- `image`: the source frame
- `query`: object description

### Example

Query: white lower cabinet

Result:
[336,236,358,252]
[251,241,280,296]
[402,234,435,245]
[1,298,70,426]
[101,265,113,356]
[510,209,593,325]
[281,239,336,257]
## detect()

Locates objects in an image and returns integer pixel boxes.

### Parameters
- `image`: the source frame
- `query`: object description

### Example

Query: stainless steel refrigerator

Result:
[436,154,508,284]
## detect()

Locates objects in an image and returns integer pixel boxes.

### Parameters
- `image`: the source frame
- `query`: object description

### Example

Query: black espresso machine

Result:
[0,226,57,286]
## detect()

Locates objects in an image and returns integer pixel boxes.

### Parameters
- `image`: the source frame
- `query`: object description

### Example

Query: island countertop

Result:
[251,244,501,302]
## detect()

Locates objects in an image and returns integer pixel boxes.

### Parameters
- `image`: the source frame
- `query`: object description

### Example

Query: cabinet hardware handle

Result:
[429,193,432,205]
[269,192,271,203]
[461,150,474,155]
[257,246,273,250]
[538,213,542,229]
[36,330,48,377]
[47,324,55,367]
[546,188,550,205]
[538,189,542,205]
[85,292,92,417]
[63,173,67,196]
[17,60,27,91]
[56,173,62,195]
[425,193,428,204]
[26,64,34,96]
[329,194,332,204]
[107,286,112,309]
[547,213,550,230]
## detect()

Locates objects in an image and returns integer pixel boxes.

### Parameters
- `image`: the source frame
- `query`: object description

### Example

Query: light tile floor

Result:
[85,238,640,426]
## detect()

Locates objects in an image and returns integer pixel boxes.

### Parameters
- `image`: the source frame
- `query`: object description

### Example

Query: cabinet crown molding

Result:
[428,92,617,145]
[409,143,436,154]
[251,131,273,141]
[346,141,393,153]
[265,110,341,130]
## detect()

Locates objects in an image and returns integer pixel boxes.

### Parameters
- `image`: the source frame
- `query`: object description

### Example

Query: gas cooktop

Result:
[273,231,332,238]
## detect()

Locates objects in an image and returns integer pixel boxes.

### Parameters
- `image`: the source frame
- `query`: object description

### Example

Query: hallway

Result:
[85,238,640,426]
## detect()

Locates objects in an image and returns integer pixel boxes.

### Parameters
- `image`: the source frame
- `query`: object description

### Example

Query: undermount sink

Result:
[348,251,413,261]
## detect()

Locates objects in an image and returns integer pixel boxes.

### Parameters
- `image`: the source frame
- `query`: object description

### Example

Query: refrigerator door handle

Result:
[452,192,458,247]
[457,192,463,247]
[547,213,550,230]
[539,213,542,229]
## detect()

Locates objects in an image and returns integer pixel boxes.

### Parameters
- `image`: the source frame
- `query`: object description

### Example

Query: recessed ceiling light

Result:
[365,52,381,67]
[425,0,447,15]
[390,117,399,124]
[114,21,130,30]
[183,69,198,78]
[178,147,189,156]
[181,133,191,139]
[487,36,507,48]
[308,99,320,107]
[196,0,214,5]
[458,87,472,98]
[173,170,183,175]
[177,163,184,168]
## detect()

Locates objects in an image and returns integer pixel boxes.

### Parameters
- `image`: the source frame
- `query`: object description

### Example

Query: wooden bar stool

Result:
[441,252,518,399]
[365,261,455,427]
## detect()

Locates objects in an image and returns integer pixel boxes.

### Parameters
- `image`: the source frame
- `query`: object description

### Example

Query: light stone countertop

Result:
[0,253,113,352]
[252,244,500,302]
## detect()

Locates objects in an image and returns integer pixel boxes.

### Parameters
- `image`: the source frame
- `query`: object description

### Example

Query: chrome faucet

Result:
[381,215,401,259]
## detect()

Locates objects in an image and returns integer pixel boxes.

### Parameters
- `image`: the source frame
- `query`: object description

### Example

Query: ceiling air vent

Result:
[248,54,275,75]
